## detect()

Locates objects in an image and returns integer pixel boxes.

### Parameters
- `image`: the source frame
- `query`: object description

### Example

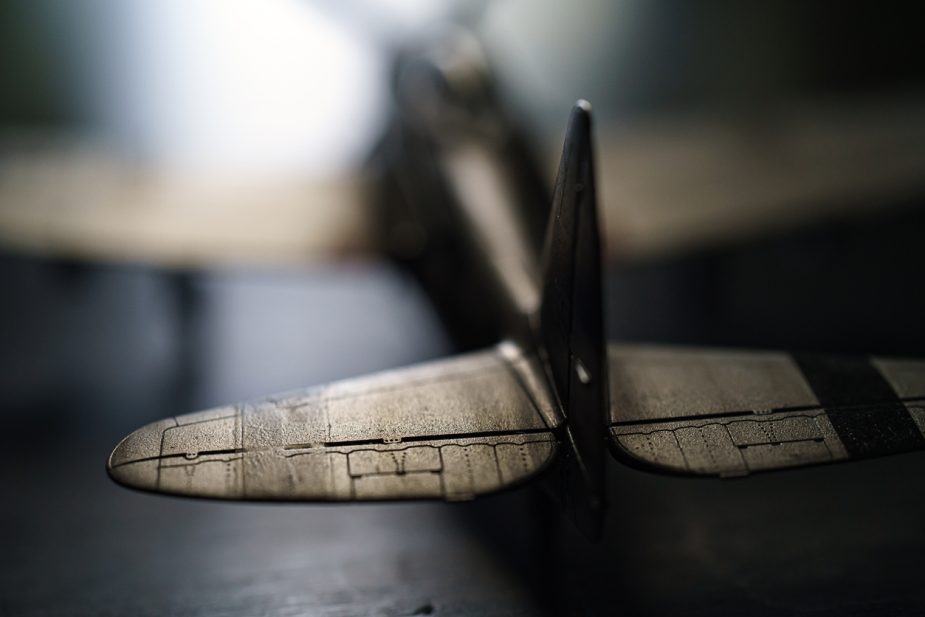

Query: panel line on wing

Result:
[238,404,246,497]
[154,417,177,490]
[111,448,247,469]
[614,411,828,435]
[612,409,757,427]
[283,426,554,450]
[115,432,555,470]
[108,347,561,502]
[612,408,845,476]
[170,413,239,428]
[286,436,554,458]
[611,397,925,428]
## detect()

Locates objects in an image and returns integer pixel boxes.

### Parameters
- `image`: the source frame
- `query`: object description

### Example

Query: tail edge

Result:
[535,100,608,538]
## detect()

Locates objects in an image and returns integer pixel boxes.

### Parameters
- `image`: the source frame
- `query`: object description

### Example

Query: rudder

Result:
[536,100,608,537]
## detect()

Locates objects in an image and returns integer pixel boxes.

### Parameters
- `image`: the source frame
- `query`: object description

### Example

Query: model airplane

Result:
[3,30,925,269]
[109,99,925,538]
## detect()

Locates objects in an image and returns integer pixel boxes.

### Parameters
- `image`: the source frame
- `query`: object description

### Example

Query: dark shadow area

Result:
[458,196,925,616]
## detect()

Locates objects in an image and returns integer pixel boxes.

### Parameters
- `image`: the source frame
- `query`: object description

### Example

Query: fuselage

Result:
[379,38,550,352]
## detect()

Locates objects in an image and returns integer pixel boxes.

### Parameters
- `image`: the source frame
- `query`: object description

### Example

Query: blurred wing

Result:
[587,97,925,260]
[609,344,925,477]
[0,135,375,267]
[108,345,559,501]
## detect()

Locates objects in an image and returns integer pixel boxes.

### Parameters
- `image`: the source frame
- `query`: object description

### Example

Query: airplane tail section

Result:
[536,101,608,537]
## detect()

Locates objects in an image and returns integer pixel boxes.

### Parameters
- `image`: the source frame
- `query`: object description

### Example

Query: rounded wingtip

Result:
[106,418,174,491]
[575,98,592,113]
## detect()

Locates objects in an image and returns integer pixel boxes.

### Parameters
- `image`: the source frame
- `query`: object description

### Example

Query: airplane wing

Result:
[609,344,925,477]
[108,344,560,501]
[563,96,925,260]
[0,135,376,267]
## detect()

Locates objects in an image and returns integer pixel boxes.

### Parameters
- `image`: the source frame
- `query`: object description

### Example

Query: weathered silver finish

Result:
[109,346,559,501]
[108,96,925,535]
[609,345,925,477]
[111,339,925,498]
[108,99,606,528]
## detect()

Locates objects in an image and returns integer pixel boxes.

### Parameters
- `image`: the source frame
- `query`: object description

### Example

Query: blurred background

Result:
[1,1,924,615]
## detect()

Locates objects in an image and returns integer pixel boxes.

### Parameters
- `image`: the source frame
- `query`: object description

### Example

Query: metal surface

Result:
[110,345,559,501]
[109,98,925,532]
[108,100,605,515]
[609,345,925,476]
[6,14,925,617]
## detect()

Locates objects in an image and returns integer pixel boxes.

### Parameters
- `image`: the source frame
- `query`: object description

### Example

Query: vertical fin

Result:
[537,100,607,538]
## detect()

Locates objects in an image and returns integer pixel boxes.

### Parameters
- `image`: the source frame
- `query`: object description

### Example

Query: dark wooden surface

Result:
[6,407,925,616]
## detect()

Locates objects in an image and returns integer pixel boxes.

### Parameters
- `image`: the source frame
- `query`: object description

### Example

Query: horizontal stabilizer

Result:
[609,344,925,477]
[109,345,559,502]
